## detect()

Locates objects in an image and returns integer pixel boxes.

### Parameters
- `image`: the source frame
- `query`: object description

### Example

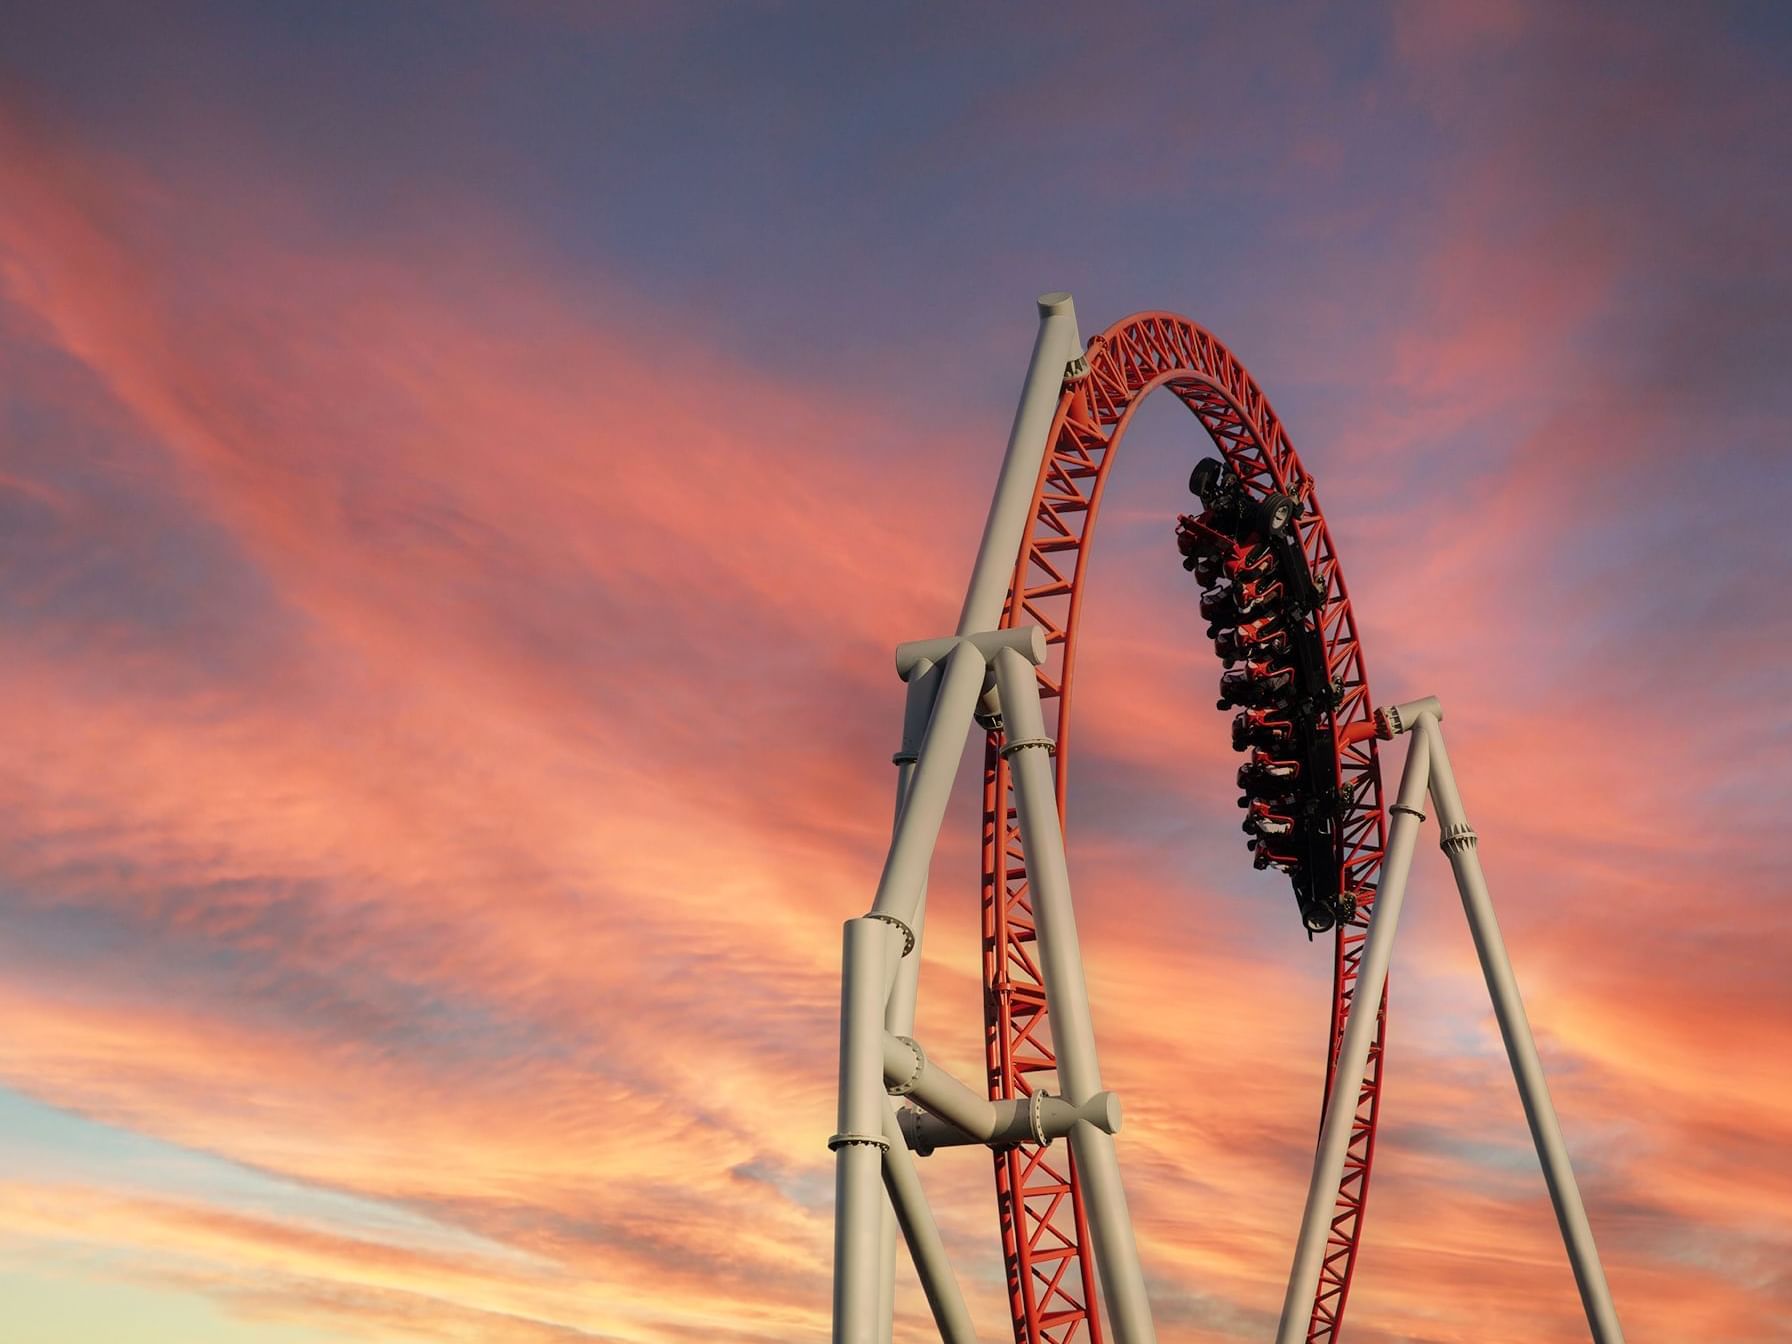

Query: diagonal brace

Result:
[1275,701,1625,1344]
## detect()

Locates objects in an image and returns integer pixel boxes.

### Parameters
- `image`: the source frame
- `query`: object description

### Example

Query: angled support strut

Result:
[833,626,1057,1344]
[1276,700,1625,1344]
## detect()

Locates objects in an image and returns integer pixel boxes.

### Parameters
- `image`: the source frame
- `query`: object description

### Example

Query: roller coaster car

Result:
[1188,457,1237,510]
[1188,458,1300,543]
[1295,676,1347,717]
[1238,753,1300,792]
[1248,844,1341,934]
[1248,836,1299,872]
[1232,707,1294,751]
[1198,585,1235,627]
[1175,516,1271,586]
[1241,628,1292,663]
[1195,547,1272,591]
[1243,800,1296,837]
[1225,543,1277,582]
[1237,609,1288,642]
[1175,519,1223,569]
[1199,576,1286,630]
[1296,899,1337,935]
[1188,460,1320,614]
[1233,576,1286,618]
[1182,460,1352,937]
[1215,615,1291,664]
[1217,663,1295,710]
[1294,822,1347,932]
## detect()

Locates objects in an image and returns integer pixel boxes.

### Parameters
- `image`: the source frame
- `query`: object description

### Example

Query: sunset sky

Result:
[3,2,1790,1341]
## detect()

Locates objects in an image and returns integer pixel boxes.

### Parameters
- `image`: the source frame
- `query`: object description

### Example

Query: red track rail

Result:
[980,312,1390,1343]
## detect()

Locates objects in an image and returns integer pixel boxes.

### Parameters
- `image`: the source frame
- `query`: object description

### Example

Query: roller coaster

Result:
[827,295,1625,1344]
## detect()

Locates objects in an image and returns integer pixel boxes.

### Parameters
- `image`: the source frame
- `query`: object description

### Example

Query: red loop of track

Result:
[980,312,1391,1344]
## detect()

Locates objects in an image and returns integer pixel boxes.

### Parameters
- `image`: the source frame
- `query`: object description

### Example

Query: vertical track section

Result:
[980,313,1390,1344]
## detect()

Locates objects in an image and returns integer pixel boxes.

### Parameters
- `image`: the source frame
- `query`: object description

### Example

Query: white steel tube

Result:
[882,1034,1001,1139]
[1416,717,1626,1343]
[832,918,899,1344]
[877,658,940,1341]
[880,1104,978,1344]
[901,1089,1121,1153]
[869,639,986,932]
[993,647,1157,1344]
[957,293,1082,636]
[1275,725,1433,1344]
[1382,695,1443,735]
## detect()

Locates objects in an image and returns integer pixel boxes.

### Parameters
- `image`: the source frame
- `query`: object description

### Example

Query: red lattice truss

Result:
[980,312,1391,1344]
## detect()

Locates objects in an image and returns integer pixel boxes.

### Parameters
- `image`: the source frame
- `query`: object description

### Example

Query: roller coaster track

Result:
[979,311,1390,1344]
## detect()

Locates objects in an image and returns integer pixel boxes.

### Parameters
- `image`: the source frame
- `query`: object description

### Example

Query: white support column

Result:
[958,293,1082,637]
[876,658,940,1342]
[1279,706,1625,1344]
[1276,723,1433,1344]
[832,917,902,1344]
[840,626,1046,1344]
[993,647,1157,1344]
[1416,717,1626,1344]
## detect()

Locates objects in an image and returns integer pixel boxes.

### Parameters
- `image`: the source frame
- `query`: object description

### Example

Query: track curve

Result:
[979,311,1391,1344]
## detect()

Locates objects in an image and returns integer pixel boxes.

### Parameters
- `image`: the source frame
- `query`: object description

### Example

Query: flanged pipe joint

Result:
[899,1090,1121,1156]
[1374,695,1443,738]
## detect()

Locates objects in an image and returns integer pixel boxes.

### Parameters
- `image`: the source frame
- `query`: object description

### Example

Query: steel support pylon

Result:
[1277,699,1625,1344]
[831,294,1158,1344]
[830,622,1154,1344]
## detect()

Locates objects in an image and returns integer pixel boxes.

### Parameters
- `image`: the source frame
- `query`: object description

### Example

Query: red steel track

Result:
[979,312,1390,1344]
